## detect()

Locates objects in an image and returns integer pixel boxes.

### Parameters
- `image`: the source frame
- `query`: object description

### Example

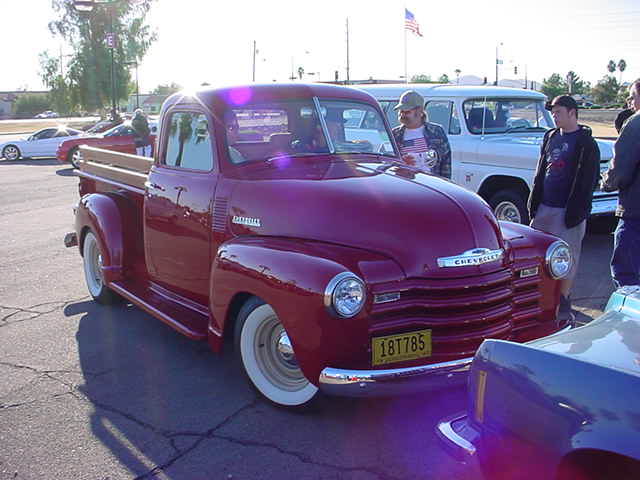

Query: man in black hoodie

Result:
[603,79,640,287]
[528,95,600,320]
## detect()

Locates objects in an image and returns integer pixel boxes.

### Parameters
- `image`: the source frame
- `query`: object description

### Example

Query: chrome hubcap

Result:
[494,201,522,223]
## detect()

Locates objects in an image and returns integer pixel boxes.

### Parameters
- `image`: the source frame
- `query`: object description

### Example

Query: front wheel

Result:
[82,231,119,304]
[235,297,319,408]
[488,189,529,224]
[2,145,21,161]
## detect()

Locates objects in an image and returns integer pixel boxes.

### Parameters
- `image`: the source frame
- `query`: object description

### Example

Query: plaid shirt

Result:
[392,122,451,179]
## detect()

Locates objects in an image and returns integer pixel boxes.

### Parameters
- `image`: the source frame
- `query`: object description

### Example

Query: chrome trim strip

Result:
[436,415,477,457]
[318,356,471,397]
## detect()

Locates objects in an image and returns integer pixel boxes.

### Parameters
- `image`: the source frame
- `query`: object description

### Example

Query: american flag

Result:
[405,9,423,37]
[400,137,428,154]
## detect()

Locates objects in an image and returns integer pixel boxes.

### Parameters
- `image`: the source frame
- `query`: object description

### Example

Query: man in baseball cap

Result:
[528,94,600,322]
[391,90,451,178]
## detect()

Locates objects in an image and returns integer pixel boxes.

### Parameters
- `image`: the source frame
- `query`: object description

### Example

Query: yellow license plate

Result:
[371,329,432,366]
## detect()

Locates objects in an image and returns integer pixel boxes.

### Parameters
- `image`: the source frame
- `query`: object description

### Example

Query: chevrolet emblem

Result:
[437,248,504,268]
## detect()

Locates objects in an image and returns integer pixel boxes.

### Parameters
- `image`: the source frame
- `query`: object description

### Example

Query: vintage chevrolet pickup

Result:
[64,83,573,408]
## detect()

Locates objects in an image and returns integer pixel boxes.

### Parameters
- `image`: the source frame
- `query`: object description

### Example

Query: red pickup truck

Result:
[64,83,572,408]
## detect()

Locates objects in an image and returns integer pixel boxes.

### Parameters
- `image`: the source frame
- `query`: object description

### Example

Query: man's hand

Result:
[402,153,416,166]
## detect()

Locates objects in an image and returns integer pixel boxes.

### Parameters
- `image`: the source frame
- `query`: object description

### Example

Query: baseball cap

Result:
[545,95,578,111]
[394,90,425,111]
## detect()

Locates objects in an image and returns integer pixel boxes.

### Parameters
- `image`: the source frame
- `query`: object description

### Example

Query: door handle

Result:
[174,185,187,192]
[144,181,165,191]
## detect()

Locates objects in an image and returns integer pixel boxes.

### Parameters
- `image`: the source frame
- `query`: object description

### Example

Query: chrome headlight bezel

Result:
[324,272,366,318]
[545,240,572,279]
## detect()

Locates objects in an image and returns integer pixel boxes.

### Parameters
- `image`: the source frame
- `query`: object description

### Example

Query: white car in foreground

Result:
[358,84,617,225]
[0,127,85,161]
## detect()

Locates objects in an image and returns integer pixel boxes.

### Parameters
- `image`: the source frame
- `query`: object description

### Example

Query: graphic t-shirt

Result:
[400,127,437,172]
[541,130,580,207]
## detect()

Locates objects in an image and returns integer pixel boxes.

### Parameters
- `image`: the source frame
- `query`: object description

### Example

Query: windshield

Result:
[224,98,395,165]
[463,98,553,134]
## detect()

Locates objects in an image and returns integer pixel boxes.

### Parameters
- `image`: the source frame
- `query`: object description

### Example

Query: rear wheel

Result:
[235,297,319,408]
[82,231,119,304]
[2,145,21,161]
[489,189,529,224]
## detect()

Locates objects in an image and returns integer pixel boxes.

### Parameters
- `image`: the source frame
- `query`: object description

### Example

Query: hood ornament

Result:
[437,248,503,268]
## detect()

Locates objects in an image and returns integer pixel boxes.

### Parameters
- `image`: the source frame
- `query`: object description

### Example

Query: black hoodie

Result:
[528,126,600,228]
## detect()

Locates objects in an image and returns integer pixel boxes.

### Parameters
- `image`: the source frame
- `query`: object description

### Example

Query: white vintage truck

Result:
[358,84,617,227]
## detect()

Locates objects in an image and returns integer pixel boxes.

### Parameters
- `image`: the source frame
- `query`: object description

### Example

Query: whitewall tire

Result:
[82,231,119,304]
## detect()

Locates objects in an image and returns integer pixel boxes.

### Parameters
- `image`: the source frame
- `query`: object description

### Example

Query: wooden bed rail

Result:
[78,146,152,190]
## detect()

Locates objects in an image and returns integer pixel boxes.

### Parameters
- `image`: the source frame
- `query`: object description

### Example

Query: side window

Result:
[33,129,57,140]
[164,112,213,171]
[450,104,461,134]
[425,101,452,132]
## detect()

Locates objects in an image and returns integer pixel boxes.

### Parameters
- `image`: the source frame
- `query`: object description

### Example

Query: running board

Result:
[109,280,209,341]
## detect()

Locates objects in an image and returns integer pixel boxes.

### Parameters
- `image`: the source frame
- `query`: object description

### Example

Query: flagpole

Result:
[404,16,408,83]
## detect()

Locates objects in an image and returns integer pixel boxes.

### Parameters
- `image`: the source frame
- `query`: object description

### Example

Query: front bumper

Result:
[590,196,617,216]
[318,356,471,397]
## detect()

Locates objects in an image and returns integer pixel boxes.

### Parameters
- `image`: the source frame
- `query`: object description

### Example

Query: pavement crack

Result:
[0,297,90,327]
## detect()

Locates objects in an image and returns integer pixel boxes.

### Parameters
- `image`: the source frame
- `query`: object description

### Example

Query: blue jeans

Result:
[611,217,640,287]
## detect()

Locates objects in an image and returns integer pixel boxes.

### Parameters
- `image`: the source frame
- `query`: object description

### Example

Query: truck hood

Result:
[527,286,640,376]
[226,157,506,278]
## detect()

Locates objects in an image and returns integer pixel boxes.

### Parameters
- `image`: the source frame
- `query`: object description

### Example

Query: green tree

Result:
[151,82,182,95]
[591,75,620,104]
[39,52,75,114]
[438,74,450,83]
[14,94,51,118]
[410,74,432,83]
[607,60,616,74]
[565,71,590,95]
[42,0,158,115]
[541,73,566,99]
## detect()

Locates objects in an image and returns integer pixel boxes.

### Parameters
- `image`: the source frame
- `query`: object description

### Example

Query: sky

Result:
[2,0,639,93]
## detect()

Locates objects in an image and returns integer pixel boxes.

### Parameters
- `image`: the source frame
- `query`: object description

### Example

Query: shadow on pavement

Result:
[56,167,77,177]
[63,299,479,479]
[0,158,60,166]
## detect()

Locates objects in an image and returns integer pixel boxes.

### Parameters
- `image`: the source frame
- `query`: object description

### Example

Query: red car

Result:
[56,121,157,168]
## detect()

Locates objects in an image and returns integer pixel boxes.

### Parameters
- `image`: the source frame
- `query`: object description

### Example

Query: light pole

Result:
[494,42,503,86]
[73,0,121,119]
[125,60,139,109]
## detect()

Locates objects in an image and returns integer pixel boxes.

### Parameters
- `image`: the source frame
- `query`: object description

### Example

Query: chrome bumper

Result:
[318,356,471,397]
[436,413,479,460]
[590,196,617,215]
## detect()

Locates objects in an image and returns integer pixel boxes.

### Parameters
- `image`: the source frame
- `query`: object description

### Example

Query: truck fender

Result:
[208,237,396,386]
[75,193,125,285]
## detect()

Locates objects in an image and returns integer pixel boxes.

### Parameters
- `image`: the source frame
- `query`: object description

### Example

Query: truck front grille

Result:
[369,267,542,365]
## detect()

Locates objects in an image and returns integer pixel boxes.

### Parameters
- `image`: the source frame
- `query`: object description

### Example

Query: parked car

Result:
[57,120,157,168]
[81,118,123,134]
[34,110,60,119]
[64,83,573,409]
[358,84,618,226]
[0,126,85,161]
[437,286,640,480]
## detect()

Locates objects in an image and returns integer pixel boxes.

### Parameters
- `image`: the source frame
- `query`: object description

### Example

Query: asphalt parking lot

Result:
[0,157,615,479]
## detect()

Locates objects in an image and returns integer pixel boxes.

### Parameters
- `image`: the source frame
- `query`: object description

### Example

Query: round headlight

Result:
[545,240,572,279]
[324,272,366,318]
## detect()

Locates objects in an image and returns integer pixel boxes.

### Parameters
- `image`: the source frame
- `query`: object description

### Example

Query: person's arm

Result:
[603,114,640,191]
[427,123,451,179]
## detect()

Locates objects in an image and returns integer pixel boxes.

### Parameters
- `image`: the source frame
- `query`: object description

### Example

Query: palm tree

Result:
[455,69,461,84]
[618,59,627,84]
[607,60,617,74]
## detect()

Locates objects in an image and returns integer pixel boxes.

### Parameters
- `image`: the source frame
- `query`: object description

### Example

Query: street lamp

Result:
[494,42,503,86]
[72,0,121,119]
[125,60,139,109]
